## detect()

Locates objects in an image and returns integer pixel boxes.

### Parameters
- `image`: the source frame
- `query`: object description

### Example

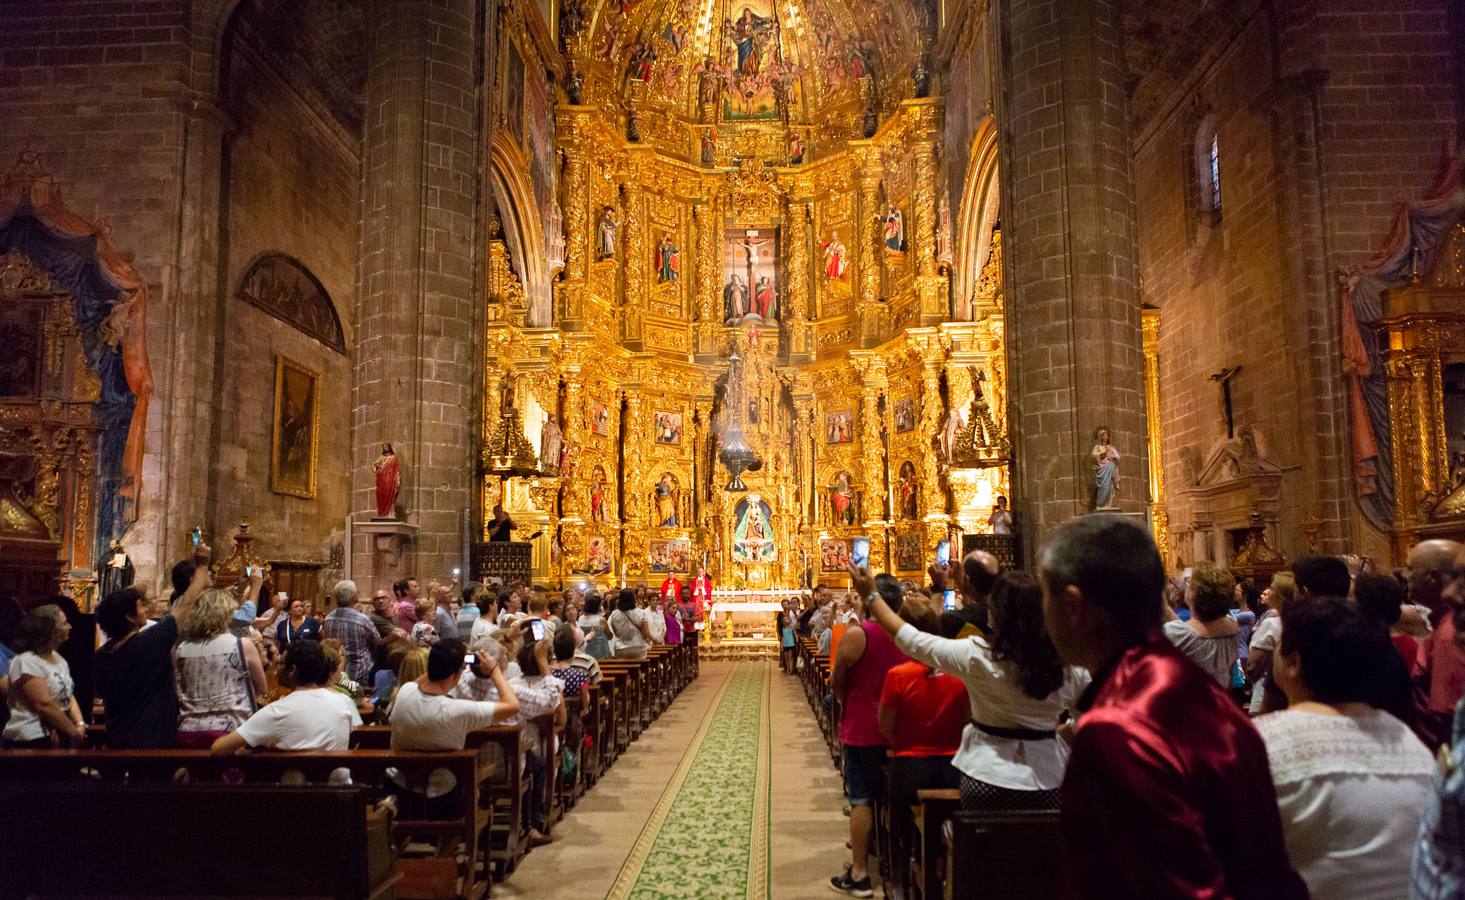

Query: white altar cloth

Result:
[711,601,784,616]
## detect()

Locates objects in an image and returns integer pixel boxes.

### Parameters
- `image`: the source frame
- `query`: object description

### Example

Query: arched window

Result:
[1195,115,1221,224]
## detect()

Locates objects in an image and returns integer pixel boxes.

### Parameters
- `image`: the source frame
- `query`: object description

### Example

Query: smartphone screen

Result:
[943,589,956,611]
[851,537,870,568]
[529,619,546,642]
[936,540,950,566]
[464,653,476,667]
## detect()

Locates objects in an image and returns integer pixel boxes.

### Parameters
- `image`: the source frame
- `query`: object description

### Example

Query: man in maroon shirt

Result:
[1039,515,1307,899]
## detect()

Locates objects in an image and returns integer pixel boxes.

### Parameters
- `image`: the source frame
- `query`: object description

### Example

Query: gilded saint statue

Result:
[590,465,607,523]
[540,414,563,475]
[654,473,680,527]
[1091,426,1120,510]
[596,206,620,259]
[374,443,400,519]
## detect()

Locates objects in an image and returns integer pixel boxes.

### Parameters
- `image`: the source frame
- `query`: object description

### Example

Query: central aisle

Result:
[498,660,851,899]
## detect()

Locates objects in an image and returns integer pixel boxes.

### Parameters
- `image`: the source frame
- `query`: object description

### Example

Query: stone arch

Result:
[490,132,553,326]
[953,115,1001,321]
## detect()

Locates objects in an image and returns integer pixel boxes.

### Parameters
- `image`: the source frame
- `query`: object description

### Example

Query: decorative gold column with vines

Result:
[694,199,720,356]
[853,143,883,346]
[1141,308,1169,564]
[622,152,649,347]
[785,193,813,358]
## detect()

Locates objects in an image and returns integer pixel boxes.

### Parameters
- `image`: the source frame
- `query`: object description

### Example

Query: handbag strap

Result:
[236,634,258,711]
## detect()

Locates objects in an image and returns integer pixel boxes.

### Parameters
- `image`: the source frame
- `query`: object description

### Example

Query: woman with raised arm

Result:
[852,561,1088,811]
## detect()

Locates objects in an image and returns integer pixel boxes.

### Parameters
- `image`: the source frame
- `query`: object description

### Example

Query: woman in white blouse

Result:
[1254,595,1433,900]
[856,564,1088,811]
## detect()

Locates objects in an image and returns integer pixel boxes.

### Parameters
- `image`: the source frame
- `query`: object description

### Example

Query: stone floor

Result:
[495,660,858,898]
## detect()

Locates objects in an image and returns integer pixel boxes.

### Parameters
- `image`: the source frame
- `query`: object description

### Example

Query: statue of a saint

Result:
[596,206,620,259]
[1091,427,1120,510]
[654,474,679,527]
[940,407,963,465]
[374,443,401,519]
[590,466,607,523]
[540,414,563,475]
[830,471,855,526]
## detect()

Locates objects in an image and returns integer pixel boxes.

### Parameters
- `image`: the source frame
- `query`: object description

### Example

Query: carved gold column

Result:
[622,381,649,579]
[920,346,947,519]
[909,101,947,324]
[786,189,813,359]
[1141,308,1169,564]
[622,151,649,347]
[694,198,720,357]
[557,108,592,326]
[852,142,884,347]
[854,355,889,570]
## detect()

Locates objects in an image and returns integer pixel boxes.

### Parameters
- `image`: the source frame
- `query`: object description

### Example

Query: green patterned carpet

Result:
[609,662,772,900]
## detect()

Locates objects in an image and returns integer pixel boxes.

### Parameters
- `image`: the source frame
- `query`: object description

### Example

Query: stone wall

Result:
[1137,1,1460,561]
[0,1,197,582]
[211,32,360,570]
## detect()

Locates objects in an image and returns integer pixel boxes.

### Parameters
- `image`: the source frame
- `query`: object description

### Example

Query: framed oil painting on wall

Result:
[271,355,320,498]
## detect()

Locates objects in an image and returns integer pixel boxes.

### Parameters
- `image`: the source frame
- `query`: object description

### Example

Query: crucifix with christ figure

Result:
[1209,365,1242,439]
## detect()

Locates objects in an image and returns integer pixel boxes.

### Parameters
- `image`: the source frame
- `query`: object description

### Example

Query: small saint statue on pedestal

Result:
[540,414,563,476]
[374,442,401,519]
[1091,427,1120,510]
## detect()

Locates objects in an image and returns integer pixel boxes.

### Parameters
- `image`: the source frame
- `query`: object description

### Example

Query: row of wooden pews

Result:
[0,637,697,899]
[795,635,1060,900]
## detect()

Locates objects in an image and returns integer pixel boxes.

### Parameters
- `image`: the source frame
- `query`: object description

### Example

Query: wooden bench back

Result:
[0,782,394,899]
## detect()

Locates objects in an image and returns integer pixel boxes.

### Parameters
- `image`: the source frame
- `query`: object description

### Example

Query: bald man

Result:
[928,549,999,636]
[1410,539,1465,728]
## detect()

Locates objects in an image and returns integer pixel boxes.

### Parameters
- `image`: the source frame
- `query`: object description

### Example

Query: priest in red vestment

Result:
[691,566,713,623]
[660,573,683,606]
[1039,515,1307,900]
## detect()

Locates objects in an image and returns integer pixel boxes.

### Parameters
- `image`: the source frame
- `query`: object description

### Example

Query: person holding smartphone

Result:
[387,638,519,819]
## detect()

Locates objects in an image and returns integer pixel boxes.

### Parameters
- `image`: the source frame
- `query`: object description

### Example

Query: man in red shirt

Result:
[1039,515,1306,899]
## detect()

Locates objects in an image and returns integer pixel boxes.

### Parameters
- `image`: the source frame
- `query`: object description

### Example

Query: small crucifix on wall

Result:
[1209,365,1242,439]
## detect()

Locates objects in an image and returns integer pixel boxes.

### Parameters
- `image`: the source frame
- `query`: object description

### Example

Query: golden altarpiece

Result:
[1383,222,1465,554]
[480,0,1012,606]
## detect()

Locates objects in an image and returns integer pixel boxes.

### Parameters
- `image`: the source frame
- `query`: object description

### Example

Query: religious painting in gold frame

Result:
[894,533,922,572]
[649,538,690,574]
[270,355,320,499]
[820,538,851,572]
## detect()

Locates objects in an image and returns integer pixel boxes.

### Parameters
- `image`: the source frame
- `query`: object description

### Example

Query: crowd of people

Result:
[0,561,697,848]
[811,518,1465,900]
[4,519,1465,899]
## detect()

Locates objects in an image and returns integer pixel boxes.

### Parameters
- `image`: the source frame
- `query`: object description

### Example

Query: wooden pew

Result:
[944,809,1062,900]
[0,781,396,899]
[0,748,493,899]
[348,721,527,883]
[911,788,961,900]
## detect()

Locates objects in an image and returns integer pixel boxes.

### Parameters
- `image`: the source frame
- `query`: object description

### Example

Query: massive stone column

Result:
[353,0,484,584]
[995,0,1149,544]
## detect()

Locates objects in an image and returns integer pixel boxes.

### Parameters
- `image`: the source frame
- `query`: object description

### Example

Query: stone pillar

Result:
[353,0,483,584]
[995,0,1149,543]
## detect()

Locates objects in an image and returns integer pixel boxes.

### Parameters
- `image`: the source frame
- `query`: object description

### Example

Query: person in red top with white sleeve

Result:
[878,590,967,897]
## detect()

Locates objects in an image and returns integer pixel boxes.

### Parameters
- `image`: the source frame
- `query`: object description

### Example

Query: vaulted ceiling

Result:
[578,0,930,122]
[225,0,368,137]
[1123,0,1265,129]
